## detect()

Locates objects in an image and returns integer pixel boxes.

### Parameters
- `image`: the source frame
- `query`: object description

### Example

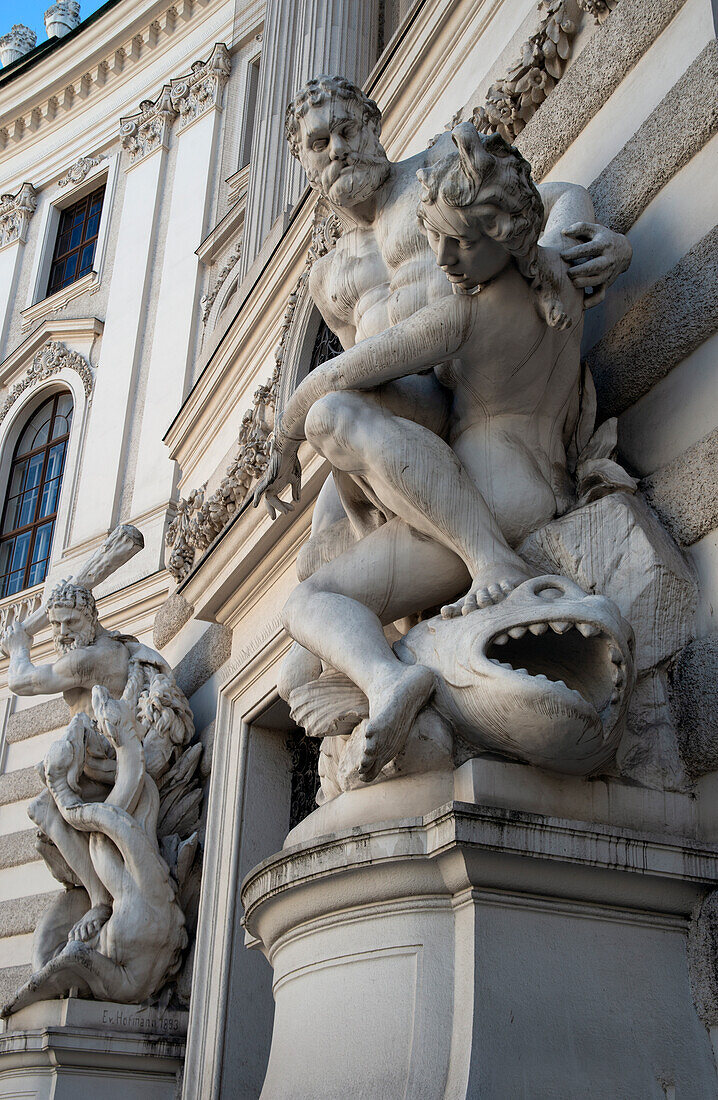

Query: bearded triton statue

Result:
[252,77,692,803]
[0,528,202,1016]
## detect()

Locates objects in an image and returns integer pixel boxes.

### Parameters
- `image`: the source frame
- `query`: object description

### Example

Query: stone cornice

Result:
[0,182,36,248]
[0,0,249,159]
[0,315,103,387]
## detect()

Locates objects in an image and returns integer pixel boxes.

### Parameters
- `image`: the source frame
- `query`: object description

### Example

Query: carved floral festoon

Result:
[0,341,93,426]
[0,183,37,249]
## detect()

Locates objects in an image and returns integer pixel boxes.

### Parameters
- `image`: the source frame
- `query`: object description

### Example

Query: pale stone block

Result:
[520,491,697,671]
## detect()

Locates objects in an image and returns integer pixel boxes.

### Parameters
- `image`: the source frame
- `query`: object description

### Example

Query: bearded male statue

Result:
[0,579,199,1013]
[255,76,634,790]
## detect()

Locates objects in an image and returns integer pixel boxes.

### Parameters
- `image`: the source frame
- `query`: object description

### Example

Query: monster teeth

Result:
[609,644,622,664]
[494,633,509,645]
[611,665,624,686]
[611,688,620,703]
[550,621,570,634]
[529,622,548,635]
[577,622,600,637]
[508,626,527,639]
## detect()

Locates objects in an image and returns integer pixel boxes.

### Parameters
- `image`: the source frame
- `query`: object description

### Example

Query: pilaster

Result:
[130,45,231,527]
[72,93,175,545]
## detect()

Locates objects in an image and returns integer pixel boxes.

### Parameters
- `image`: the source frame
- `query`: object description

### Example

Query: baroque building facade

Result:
[0,0,716,1095]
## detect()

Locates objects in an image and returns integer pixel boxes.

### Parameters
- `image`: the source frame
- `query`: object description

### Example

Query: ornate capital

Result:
[170,43,231,131]
[0,183,37,249]
[119,87,177,165]
[0,341,93,426]
[58,153,106,188]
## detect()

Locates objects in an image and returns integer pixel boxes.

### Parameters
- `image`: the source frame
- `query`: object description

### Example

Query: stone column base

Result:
[242,801,718,1098]
[0,998,186,1099]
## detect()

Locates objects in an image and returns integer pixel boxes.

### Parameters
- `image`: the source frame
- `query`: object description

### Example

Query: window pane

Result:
[2,495,22,534]
[9,530,31,574]
[40,477,61,519]
[63,253,78,284]
[25,452,45,487]
[7,460,26,498]
[85,212,100,239]
[51,414,70,440]
[56,393,73,421]
[78,242,95,277]
[17,486,39,528]
[4,570,25,597]
[45,442,66,482]
[0,540,13,578]
[29,519,52,567]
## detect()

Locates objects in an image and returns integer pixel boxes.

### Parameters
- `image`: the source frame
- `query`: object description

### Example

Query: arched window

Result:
[308,320,343,374]
[0,392,73,597]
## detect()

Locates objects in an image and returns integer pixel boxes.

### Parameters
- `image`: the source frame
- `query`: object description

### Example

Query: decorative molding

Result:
[169,43,231,131]
[58,153,107,188]
[20,270,97,332]
[119,87,178,164]
[0,340,93,426]
[166,210,341,583]
[0,0,235,155]
[0,590,42,633]
[201,241,242,323]
[0,183,37,249]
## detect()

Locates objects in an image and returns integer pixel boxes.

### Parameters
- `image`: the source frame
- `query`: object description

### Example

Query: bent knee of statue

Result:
[304,391,371,459]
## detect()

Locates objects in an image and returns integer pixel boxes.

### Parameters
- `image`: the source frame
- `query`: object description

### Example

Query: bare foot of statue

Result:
[440,562,534,619]
[68,903,112,943]
[358,664,436,782]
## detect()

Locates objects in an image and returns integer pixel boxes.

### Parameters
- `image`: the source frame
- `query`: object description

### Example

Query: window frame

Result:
[0,391,73,598]
[45,185,106,299]
[238,53,261,170]
[24,153,118,315]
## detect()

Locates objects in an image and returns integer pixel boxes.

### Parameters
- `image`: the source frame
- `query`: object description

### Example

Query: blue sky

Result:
[0,0,107,45]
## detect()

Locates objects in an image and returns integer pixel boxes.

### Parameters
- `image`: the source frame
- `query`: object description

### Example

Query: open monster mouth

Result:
[397,574,636,775]
[485,617,627,734]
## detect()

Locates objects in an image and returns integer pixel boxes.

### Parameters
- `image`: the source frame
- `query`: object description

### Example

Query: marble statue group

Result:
[0,528,201,1015]
[0,71,652,1016]
[255,75,638,798]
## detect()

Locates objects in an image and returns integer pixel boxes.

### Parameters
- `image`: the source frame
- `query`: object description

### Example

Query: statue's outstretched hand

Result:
[0,621,31,658]
[252,437,302,520]
[561,221,632,308]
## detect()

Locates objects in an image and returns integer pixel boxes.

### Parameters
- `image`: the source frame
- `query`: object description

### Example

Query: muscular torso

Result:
[311,144,453,345]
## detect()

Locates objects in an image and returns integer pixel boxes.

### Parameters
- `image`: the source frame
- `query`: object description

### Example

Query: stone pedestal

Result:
[242,765,718,1098]
[0,999,186,1099]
